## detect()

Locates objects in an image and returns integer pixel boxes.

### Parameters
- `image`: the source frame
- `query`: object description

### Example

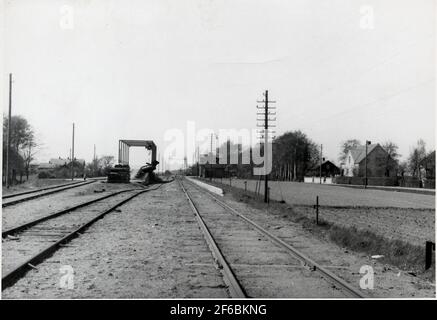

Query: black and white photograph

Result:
[0,0,436,308]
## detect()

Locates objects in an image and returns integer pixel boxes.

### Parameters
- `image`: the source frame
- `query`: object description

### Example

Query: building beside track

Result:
[341,143,397,177]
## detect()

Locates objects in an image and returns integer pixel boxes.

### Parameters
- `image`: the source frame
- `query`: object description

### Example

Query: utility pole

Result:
[160,154,163,174]
[197,145,200,177]
[320,144,323,184]
[93,144,96,176]
[210,133,213,181]
[71,123,75,180]
[257,90,276,203]
[6,73,12,188]
[364,140,371,188]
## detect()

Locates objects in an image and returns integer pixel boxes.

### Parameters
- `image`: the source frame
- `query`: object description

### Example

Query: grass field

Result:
[206,178,435,246]
[211,178,435,209]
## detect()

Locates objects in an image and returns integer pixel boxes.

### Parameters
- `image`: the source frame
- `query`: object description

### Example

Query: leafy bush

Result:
[38,171,55,179]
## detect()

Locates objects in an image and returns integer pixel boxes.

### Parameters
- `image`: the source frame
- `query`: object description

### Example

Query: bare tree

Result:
[398,160,408,177]
[3,115,38,184]
[382,141,400,161]
[98,155,115,175]
[382,141,400,176]
[408,139,426,177]
[339,139,361,163]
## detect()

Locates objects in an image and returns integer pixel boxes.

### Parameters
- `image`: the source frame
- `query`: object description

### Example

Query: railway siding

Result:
[2,182,136,230]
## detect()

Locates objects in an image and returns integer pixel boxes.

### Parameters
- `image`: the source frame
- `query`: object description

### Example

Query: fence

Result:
[333,176,435,189]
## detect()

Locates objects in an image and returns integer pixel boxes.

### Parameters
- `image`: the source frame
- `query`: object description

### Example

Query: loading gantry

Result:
[107,140,158,183]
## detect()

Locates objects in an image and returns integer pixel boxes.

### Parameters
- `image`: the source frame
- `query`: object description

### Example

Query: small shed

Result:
[311,160,341,177]
[200,163,225,178]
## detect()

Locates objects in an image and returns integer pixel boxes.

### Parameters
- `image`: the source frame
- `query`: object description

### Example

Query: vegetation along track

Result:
[179,177,366,298]
[2,180,98,208]
[2,183,163,290]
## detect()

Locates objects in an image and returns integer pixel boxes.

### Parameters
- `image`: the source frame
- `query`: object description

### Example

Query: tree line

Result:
[2,115,38,184]
[189,132,434,181]
[2,114,116,185]
[3,114,433,184]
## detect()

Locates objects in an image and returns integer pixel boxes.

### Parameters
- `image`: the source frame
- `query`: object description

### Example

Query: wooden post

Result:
[316,196,319,225]
[71,123,75,180]
[320,144,323,184]
[425,241,435,270]
[267,187,270,204]
[6,73,12,187]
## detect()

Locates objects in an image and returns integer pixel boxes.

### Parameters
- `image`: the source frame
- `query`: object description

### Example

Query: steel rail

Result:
[184,178,366,298]
[2,183,163,291]
[2,188,143,238]
[2,180,93,199]
[2,180,97,208]
[178,179,247,298]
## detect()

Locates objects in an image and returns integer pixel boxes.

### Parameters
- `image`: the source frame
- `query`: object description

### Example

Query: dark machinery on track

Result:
[107,140,158,183]
[107,164,131,183]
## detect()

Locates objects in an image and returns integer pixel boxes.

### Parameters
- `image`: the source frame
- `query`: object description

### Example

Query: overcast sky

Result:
[1,0,435,169]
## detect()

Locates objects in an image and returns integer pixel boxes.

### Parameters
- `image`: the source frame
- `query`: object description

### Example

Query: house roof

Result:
[37,163,56,169]
[49,158,85,166]
[49,158,69,166]
[321,160,340,169]
[350,144,379,164]
[309,160,340,174]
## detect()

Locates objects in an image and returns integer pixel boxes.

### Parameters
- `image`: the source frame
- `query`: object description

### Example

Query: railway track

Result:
[2,183,163,291]
[2,179,99,208]
[179,177,365,298]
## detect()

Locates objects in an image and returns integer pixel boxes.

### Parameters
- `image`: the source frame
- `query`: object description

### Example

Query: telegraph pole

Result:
[197,145,200,177]
[210,133,213,180]
[6,73,12,187]
[364,140,371,188]
[93,144,96,176]
[320,144,323,184]
[257,90,276,203]
[71,123,75,180]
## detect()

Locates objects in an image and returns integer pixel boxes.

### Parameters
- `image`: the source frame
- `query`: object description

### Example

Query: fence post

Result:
[267,187,270,204]
[315,196,319,225]
[244,181,247,192]
[425,241,435,270]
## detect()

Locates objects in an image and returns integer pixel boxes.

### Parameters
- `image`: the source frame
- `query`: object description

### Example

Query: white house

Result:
[341,144,397,177]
